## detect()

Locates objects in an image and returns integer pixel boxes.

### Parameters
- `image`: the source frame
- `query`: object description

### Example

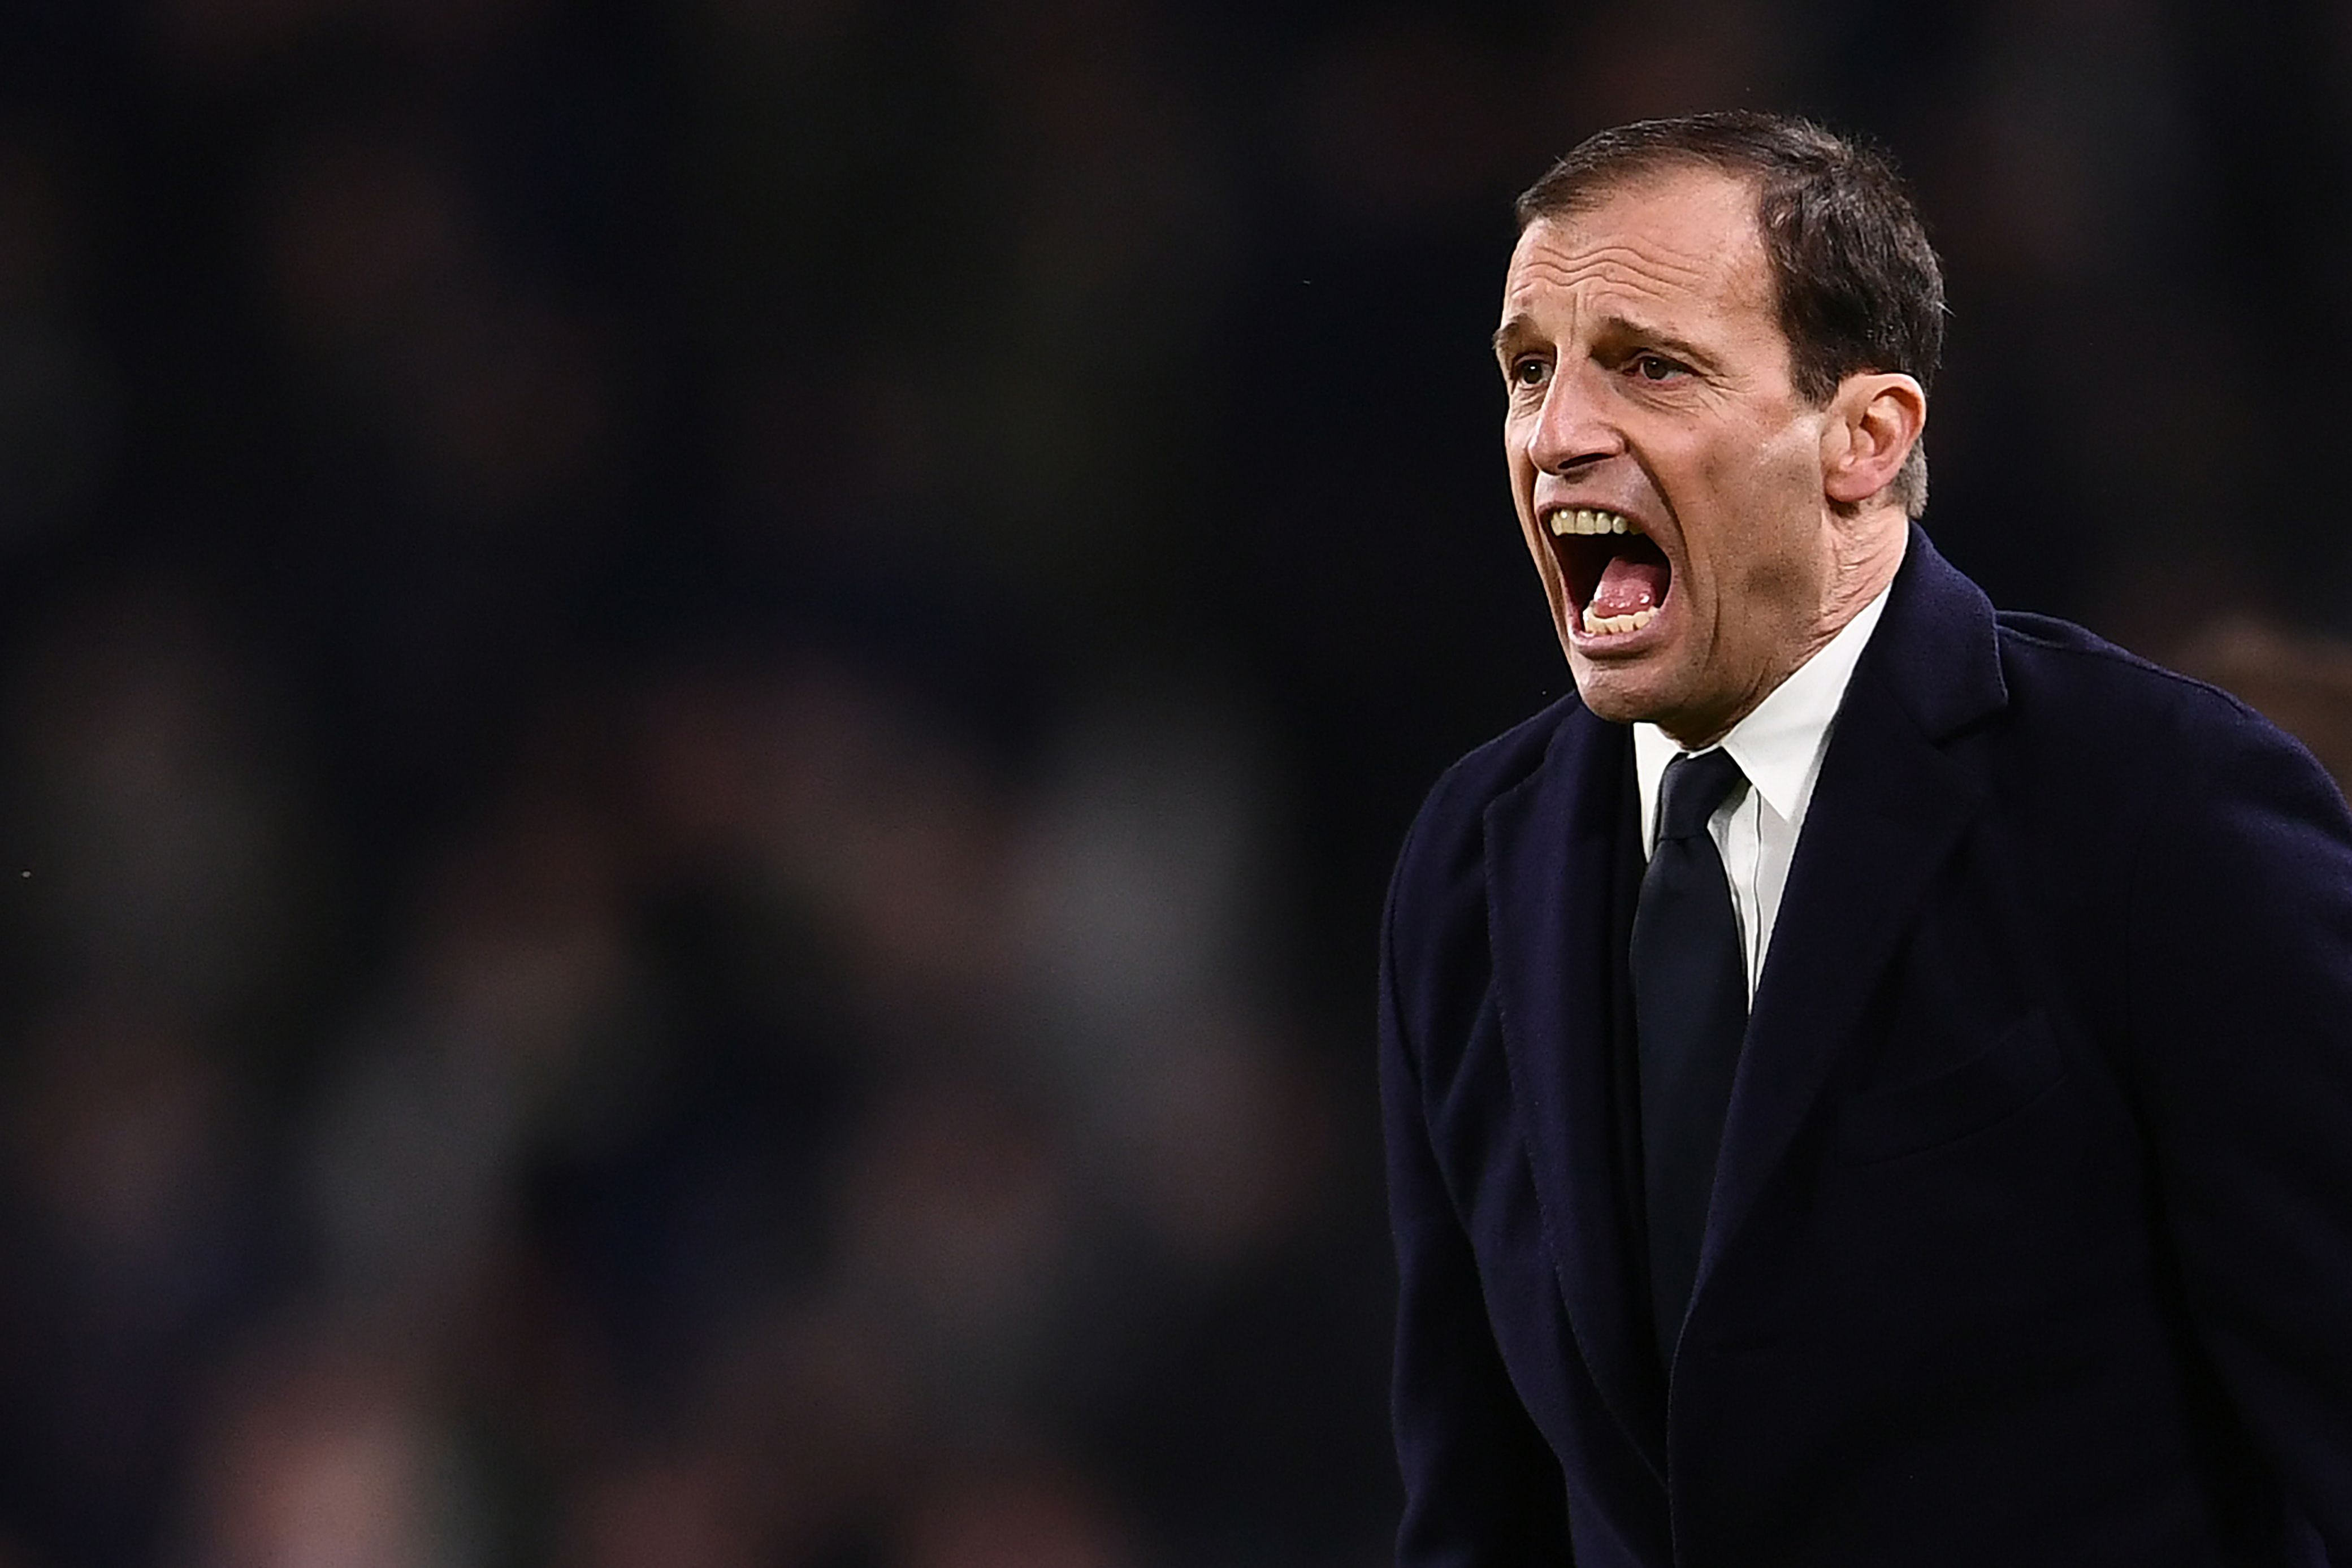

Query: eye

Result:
[1627,352,1689,383]
[1510,356,1549,388]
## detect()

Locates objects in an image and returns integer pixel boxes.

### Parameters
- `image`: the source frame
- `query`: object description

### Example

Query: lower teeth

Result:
[1581,605,1657,635]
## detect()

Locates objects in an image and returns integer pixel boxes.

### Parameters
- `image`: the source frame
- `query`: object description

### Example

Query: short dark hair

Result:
[1515,111,1944,517]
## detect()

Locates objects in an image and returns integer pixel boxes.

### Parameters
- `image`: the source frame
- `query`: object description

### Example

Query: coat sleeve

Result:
[2125,700,2352,1550]
[1380,826,1574,1565]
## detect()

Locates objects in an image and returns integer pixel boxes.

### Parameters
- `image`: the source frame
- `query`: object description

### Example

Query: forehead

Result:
[1500,165,1773,332]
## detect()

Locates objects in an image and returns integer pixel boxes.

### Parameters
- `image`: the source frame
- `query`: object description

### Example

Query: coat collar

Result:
[1485,700,1667,1478]
[1482,526,2007,1461]
[1691,526,2007,1317]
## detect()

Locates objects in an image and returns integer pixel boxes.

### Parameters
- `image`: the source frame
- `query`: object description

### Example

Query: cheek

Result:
[1740,486,1833,617]
[1504,431,1539,500]
[1733,551,1817,625]
[1684,438,1822,612]
[1695,425,1809,508]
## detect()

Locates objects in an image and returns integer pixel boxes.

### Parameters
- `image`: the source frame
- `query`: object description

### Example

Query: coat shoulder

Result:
[1983,610,2350,889]
[1993,609,2311,764]
[1381,693,1591,1045]
[1391,693,1583,900]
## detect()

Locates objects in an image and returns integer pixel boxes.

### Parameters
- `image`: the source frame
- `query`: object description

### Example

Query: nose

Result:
[1523,361,1623,476]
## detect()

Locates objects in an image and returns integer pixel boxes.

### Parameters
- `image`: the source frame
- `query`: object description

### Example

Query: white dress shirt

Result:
[1632,582,1894,999]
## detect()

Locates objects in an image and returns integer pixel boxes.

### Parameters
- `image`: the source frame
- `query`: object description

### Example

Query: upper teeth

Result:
[1548,508,1636,536]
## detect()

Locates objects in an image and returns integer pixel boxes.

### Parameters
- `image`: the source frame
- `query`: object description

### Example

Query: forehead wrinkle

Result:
[1508,241,1753,320]
[1519,237,1714,290]
[1505,200,1771,331]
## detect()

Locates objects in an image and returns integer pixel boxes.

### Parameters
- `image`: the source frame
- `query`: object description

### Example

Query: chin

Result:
[1568,646,1726,742]
[1566,657,1671,726]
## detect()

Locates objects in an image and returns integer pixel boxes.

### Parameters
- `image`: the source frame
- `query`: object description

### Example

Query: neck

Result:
[1809,510,1907,648]
[1777,511,1908,686]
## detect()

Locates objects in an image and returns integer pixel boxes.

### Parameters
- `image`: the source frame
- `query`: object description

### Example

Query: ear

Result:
[1821,372,1926,508]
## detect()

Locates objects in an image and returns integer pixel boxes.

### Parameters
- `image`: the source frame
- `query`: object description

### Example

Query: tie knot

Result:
[1657,748,1745,841]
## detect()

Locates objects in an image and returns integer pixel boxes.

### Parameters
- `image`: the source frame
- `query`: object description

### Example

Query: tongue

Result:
[1591,541,1669,618]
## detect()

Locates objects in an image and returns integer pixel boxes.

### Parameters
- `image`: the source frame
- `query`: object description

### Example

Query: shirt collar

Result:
[1632,580,1895,852]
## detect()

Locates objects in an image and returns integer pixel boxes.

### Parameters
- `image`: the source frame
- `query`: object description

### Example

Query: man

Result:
[1379,111,2352,1566]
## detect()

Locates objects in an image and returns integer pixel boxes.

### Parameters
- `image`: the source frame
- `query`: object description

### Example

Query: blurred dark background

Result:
[0,0,2349,1563]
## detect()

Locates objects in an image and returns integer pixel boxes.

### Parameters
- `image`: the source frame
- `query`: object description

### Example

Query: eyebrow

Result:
[1492,316,1537,359]
[1491,311,1721,373]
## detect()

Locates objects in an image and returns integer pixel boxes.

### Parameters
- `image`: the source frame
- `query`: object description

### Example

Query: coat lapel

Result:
[1485,706,1669,1480]
[1693,530,2010,1311]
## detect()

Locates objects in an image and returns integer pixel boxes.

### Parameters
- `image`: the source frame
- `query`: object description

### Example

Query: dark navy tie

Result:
[1632,746,1749,1366]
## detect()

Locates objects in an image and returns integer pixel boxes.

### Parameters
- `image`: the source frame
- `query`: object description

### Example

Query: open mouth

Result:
[1546,507,1670,638]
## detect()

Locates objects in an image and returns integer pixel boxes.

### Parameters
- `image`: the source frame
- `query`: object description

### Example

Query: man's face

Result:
[1497,165,1845,745]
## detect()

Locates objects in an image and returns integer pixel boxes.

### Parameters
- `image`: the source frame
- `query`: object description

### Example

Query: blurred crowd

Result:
[0,0,2349,1565]
[0,595,1389,1566]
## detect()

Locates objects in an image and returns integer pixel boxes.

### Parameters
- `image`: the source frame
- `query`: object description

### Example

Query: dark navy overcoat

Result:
[1380,527,2352,1566]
